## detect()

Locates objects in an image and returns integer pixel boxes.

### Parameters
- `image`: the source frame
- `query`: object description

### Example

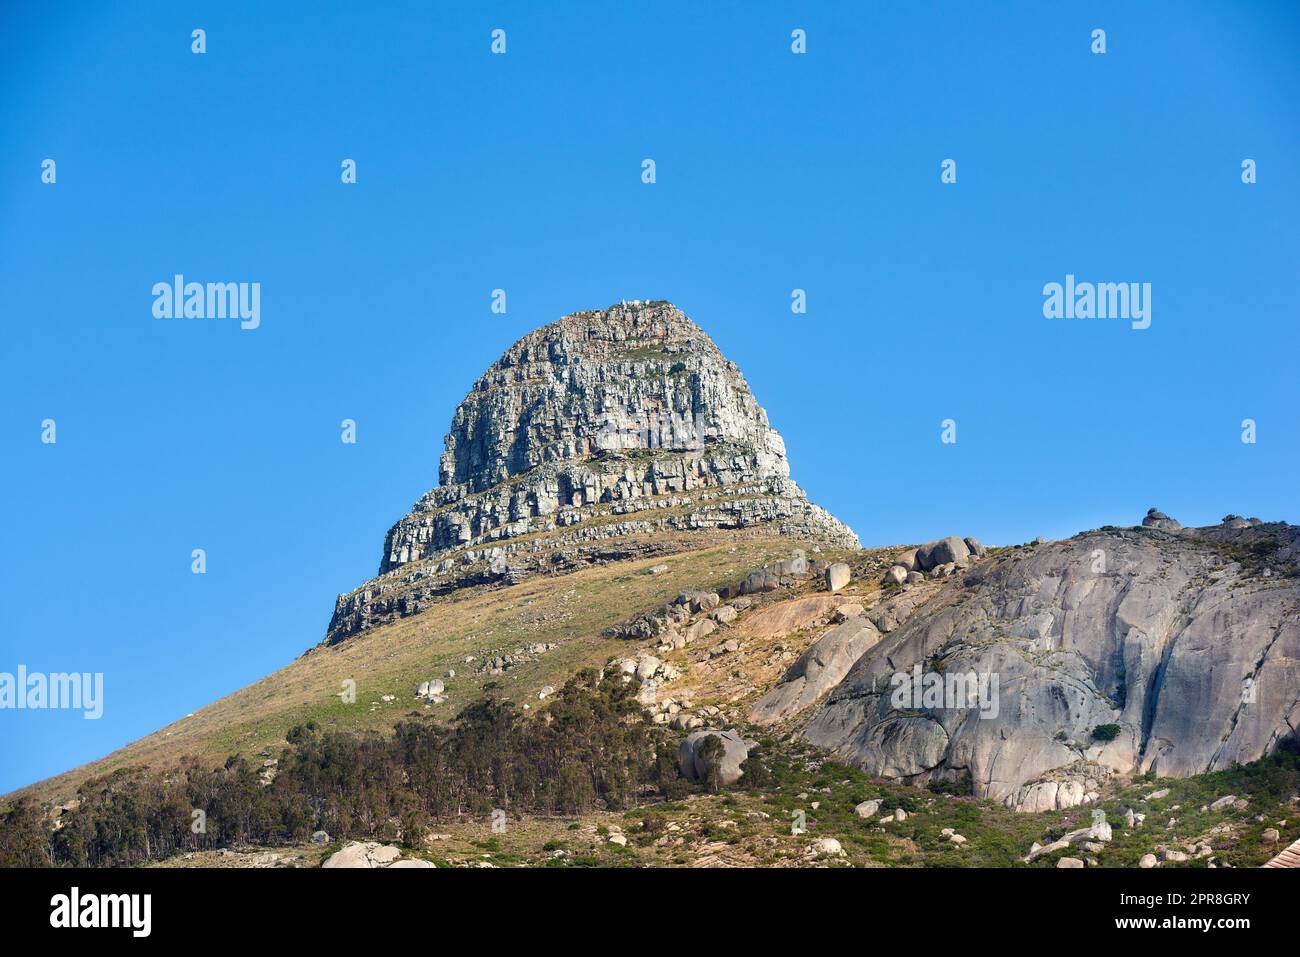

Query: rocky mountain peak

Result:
[438,300,789,492]
[324,301,857,644]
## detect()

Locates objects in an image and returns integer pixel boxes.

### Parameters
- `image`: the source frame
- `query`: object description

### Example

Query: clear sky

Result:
[2,1,1297,793]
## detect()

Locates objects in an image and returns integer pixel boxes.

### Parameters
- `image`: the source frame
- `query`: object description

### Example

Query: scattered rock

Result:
[883,565,908,586]
[809,838,845,858]
[824,563,851,592]
[712,605,738,626]
[854,800,882,819]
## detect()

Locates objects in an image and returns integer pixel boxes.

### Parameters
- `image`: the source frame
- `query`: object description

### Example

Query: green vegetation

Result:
[1090,723,1122,742]
[0,670,672,868]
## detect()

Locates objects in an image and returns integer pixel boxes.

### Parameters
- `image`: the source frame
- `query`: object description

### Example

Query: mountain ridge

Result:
[324,300,857,645]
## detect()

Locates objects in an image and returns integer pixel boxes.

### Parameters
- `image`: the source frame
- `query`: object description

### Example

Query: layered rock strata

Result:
[324,301,857,644]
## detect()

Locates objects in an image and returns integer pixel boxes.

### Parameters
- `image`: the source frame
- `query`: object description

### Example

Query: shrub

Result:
[1091,723,1122,742]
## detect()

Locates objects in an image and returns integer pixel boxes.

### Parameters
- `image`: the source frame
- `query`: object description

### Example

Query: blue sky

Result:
[1,1,1297,793]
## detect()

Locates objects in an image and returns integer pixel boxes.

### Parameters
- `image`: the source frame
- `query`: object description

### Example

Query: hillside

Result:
[7,301,1299,871]
[14,533,821,808]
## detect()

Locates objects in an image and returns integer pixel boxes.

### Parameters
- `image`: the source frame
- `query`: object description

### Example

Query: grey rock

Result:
[804,518,1300,810]
[748,617,882,725]
[1142,508,1182,532]
[712,605,738,626]
[883,565,908,586]
[825,563,851,592]
[321,841,405,869]
[678,729,751,785]
[916,536,971,571]
[854,799,882,818]
[323,301,858,644]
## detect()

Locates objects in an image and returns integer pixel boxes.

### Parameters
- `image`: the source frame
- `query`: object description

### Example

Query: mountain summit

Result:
[325,301,857,644]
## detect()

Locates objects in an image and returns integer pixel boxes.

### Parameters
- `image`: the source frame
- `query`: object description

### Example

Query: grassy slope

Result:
[14,534,810,807]
[20,529,1300,868]
[155,744,1300,869]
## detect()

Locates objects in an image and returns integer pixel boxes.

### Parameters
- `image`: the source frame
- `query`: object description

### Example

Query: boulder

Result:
[894,549,919,572]
[749,617,883,725]
[963,536,987,557]
[1138,853,1159,869]
[809,837,845,858]
[635,656,661,682]
[774,557,810,578]
[677,591,720,613]
[684,619,716,643]
[712,605,738,626]
[321,841,405,869]
[1142,508,1182,532]
[416,679,446,702]
[678,730,751,786]
[916,536,970,571]
[1056,857,1085,868]
[740,568,780,594]
[1024,839,1070,862]
[825,563,851,592]
[834,603,865,622]
[883,565,908,586]
[854,799,882,819]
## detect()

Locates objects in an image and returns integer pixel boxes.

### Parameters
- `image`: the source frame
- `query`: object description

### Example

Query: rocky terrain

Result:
[797,515,1300,811]
[324,301,857,644]
[9,302,1299,871]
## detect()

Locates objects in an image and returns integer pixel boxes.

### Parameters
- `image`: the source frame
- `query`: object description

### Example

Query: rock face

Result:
[749,616,882,725]
[801,514,1300,811]
[324,301,857,643]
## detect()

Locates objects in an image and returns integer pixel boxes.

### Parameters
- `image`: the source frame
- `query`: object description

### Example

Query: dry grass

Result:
[15,533,832,806]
